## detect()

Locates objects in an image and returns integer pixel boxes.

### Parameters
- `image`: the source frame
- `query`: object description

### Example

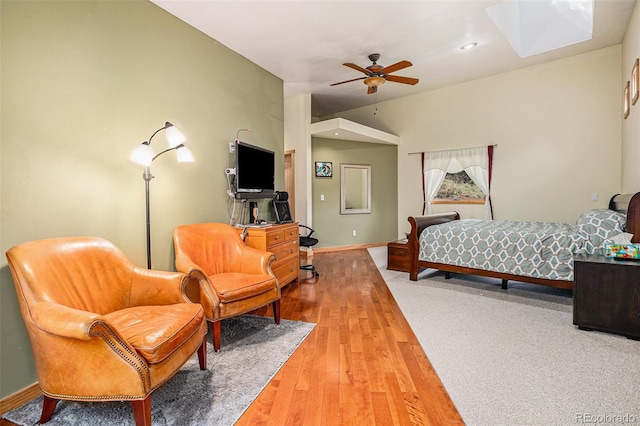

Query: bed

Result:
[407,192,640,290]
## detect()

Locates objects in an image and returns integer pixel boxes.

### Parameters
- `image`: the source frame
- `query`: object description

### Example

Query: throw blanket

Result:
[418,209,627,281]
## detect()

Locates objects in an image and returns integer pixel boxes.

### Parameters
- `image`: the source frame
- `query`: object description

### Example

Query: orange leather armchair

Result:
[173,223,281,351]
[5,237,208,426]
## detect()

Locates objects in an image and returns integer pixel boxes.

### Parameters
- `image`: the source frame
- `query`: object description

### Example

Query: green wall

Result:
[312,138,398,248]
[0,0,283,397]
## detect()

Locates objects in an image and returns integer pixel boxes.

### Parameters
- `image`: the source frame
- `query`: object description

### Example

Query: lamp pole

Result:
[143,166,154,269]
[130,122,192,270]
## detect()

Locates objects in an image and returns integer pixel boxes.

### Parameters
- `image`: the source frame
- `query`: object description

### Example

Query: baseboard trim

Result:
[0,382,41,415]
[312,242,386,253]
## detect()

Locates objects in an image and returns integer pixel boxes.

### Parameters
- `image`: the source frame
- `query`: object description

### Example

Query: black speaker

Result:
[275,191,289,201]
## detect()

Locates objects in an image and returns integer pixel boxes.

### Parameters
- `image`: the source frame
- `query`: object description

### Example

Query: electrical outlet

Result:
[320,194,325,201]
[591,193,599,202]
[352,230,357,237]
[229,142,236,153]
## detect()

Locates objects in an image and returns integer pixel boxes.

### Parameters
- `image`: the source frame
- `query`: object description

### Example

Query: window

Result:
[421,145,494,218]
[433,171,485,204]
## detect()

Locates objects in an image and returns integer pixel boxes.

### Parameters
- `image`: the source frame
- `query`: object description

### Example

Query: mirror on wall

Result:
[341,163,371,214]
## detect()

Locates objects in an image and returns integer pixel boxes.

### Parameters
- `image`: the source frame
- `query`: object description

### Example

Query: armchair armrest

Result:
[174,252,220,316]
[30,301,102,340]
[175,251,203,277]
[29,301,150,390]
[238,245,276,275]
[129,267,188,306]
[186,269,219,317]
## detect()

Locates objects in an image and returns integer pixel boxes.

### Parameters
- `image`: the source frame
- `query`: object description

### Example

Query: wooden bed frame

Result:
[407,192,640,290]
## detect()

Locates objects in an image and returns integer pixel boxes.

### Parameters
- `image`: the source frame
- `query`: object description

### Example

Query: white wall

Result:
[284,94,312,226]
[326,46,623,238]
[622,1,640,192]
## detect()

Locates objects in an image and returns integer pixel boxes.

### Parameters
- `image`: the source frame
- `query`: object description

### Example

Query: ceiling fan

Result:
[330,53,419,94]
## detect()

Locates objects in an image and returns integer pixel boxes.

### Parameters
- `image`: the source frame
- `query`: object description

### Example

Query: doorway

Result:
[284,150,295,220]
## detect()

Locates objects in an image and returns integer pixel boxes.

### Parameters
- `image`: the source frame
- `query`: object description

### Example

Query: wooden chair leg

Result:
[131,396,152,426]
[273,299,281,324]
[197,337,207,370]
[39,395,58,424]
[212,320,221,352]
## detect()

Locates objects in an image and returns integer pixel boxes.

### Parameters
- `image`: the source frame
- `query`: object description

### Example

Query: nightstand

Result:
[573,254,640,340]
[387,239,410,272]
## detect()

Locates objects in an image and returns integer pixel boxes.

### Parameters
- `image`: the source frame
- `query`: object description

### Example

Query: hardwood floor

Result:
[239,249,463,425]
[1,249,463,425]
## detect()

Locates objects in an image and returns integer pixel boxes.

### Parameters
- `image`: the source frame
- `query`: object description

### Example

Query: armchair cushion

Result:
[105,304,204,364]
[209,272,278,302]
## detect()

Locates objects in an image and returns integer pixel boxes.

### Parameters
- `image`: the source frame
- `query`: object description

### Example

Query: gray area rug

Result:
[3,315,315,426]
[369,247,640,426]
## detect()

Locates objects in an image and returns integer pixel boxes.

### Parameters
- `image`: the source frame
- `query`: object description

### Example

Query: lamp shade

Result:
[130,142,153,166]
[165,123,186,148]
[364,76,385,88]
[176,145,194,163]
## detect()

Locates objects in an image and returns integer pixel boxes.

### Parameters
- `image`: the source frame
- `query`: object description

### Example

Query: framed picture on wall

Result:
[632,58,639,106]
[624,81,630,119]
[315,161,333,177]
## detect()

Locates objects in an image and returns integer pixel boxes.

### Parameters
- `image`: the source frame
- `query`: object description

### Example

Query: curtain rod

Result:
[408,144,497,155]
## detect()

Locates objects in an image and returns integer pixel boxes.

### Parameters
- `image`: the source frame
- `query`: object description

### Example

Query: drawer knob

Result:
[275,235,280,240]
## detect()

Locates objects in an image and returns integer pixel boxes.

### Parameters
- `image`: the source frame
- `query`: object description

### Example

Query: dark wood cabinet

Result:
[388,239,410,272]
[573,254,640,340]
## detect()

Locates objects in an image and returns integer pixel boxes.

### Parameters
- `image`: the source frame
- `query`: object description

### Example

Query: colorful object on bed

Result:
[604,243,640,259]
[418,209,627,282]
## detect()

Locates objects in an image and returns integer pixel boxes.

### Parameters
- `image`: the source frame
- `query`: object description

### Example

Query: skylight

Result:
[486,0,594,58]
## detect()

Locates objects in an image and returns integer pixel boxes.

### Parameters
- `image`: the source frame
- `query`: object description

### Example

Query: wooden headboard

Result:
[608,192,640,243]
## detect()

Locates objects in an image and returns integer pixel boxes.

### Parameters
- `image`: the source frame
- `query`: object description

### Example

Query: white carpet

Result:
[369,246,640,426]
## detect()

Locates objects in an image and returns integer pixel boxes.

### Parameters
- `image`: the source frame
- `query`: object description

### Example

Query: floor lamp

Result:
[130,122,194,269]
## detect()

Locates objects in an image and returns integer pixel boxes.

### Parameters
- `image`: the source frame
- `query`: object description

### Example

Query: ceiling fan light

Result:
[364,76,385,88]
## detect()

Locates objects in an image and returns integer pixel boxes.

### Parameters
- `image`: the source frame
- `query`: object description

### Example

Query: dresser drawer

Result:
[270,240,298,263]
[266,230,285,247]
[282,225,299,242]
[272,257,299,286]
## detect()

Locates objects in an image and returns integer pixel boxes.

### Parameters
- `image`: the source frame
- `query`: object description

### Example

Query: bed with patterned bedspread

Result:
[407,193,640,290]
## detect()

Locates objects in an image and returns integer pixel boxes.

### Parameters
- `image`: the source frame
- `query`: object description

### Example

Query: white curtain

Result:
[423,146,492,218]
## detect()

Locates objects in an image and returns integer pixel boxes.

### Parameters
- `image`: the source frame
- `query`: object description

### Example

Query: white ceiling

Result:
[151,0,636,118]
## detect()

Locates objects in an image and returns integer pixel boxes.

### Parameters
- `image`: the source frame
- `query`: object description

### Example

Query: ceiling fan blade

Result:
[343,62,371,75]
[385,74,419,85]
[367,85,377,95]
[379,60,412,75]
[330,76,366,86]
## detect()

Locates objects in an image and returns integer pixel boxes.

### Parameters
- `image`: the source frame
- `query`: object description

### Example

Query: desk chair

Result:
[272,192,320,277]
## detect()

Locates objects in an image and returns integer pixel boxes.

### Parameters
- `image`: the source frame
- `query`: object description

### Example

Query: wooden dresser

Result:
[240,222,299,287]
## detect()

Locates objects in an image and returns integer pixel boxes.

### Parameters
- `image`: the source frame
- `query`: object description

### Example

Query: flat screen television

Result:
[235,141,275,198]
